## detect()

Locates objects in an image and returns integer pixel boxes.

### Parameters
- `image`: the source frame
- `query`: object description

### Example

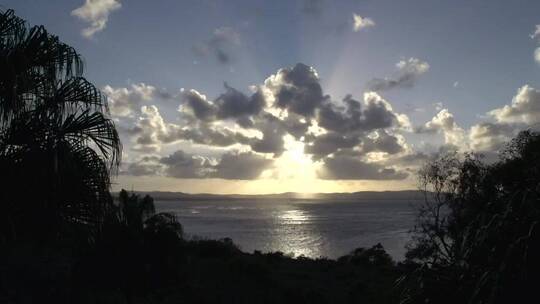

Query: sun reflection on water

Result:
[271,208,324,257]
[278,209,311,224]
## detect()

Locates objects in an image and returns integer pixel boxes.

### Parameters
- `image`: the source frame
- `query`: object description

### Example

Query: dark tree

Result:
[400,131,540,304]
[0,9,121,245]
[115,189,183,239]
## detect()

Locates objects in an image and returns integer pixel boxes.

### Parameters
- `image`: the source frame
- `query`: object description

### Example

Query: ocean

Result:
[155,198,421,260]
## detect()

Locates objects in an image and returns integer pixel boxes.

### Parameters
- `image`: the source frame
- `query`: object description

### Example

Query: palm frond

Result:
[60,110,121,171]
[0,9,122,244]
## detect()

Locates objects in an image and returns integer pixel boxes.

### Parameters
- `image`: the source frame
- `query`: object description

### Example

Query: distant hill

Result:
[114,190,425,201]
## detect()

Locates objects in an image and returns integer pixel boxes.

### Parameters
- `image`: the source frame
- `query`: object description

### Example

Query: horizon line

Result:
[111,189,421,196]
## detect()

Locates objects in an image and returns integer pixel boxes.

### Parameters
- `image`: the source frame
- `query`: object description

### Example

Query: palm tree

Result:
[0,9,121,244]
[116,189,183,238]
[118,190,156,233]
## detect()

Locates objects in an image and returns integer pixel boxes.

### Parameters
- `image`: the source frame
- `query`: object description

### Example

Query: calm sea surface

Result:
[155,199,421,260]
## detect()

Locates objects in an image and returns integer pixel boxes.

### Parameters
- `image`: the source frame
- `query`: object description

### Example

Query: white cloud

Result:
[396,58,430,77]
[111,65,540,182]
[465,85,540,155]
[469,122,514,152]
[110,63,417,180]
[367,58,430,91]
[489,85,540,124]
[416,109,466,148]
[423,109,456,132]
[113,64,540,183]
[71,0,121,38]
[131,105,169,152]
[530,25,540,64]
[352,13,375,32]
[531,25,540,40]
[103,83,158,117]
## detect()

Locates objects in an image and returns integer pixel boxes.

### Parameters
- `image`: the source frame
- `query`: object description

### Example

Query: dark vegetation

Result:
[399,130,540,303]
[1,9,539,304]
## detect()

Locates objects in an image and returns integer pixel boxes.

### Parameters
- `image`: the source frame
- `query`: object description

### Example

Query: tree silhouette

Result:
[0,9,121,244]
[115,189,183,239]
[400,130,540,304]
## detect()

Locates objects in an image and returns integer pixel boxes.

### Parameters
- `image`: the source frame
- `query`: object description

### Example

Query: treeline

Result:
[1,8,540,304]
[398,130,540,303]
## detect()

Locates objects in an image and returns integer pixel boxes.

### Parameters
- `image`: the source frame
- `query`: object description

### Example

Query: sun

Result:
[266,135,319,181]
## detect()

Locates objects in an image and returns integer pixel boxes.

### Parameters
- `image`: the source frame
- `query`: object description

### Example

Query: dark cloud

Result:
[361,130,404,154]
[108,65,540,183]
[125,104,255,152]
[116,63,419,182]
[167,124,252,147]
[211,152,273,180]
[182,89,217,122]
[366,58,429,92]
[305,133,360,160]
[281,114,311,139]
[155,150,272,180]
[161,150,211,178]
[121,156,163,176]
[215,49,230,64]
[179,64,407,162]
[317,96,361,133]
[367,78,409,92]
[192,27,240,64]
[182,84,265,125]
[316,94,398,135]
[249,115,287,156]
[235,116,255,128]
[269,63,327,117]
[215,84,265,119]
[384,152,431,168]
[303,93,404,159]
[360,93,399,130]
[233,113,311,157]
[180,65,407,159]
[318,154,408,180]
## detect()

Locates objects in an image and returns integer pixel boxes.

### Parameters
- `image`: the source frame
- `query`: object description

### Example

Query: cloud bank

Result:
[107,63,540,183]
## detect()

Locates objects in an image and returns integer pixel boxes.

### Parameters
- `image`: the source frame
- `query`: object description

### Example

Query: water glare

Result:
[156,199,419,260]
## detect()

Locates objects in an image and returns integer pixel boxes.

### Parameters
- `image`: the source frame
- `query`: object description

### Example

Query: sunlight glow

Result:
[278,209,311,224]
[272,135,318,181]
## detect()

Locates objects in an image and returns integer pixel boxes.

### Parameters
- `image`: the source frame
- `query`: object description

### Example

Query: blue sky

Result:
[4,0,540,193]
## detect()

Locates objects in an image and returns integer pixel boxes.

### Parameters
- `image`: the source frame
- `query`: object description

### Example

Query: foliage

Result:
[400,130,540,303]
[0,8,121,244]
[338,243,395,268]
[112,189,184,241]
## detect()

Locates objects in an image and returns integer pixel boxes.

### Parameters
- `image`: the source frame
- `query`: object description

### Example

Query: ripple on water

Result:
[156,199,421,260]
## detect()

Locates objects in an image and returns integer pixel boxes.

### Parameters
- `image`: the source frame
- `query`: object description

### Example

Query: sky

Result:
[3,0,540,194]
